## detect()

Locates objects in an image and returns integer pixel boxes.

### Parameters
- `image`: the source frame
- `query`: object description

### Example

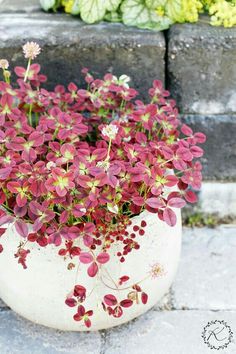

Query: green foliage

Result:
[40,0,60,11]
[71,0,80,14]
[40,0,236,30]
[184,212,217,228]
[121,0,172,30]
[209,0,236,27]
[166,0,203,23]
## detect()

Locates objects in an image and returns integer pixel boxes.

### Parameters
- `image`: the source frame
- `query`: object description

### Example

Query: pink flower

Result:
[45,168,75,197]
[7,181,29,207]
[29,201,55,232]
[7,131,44,163]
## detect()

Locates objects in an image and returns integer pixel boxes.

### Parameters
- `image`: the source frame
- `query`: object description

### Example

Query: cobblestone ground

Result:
[0,226,235,354]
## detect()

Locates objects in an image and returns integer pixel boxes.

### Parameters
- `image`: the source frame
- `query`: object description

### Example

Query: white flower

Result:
[23,42,41,60]
[96,160,110,171]
[112,74,131,88]
[107,204,119,214]
[46,161,56,170]
[149,263,165,279]
[102,124,118,140]
[119,75,130,87]
[0,59,9,70]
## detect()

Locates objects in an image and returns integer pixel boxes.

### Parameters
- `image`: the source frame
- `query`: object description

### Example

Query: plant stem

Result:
[24,59,31,82]
[28,103,33,126]
[106,138,112,161]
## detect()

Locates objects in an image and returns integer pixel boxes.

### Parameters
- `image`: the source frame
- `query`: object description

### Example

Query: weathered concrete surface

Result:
[104,310,236,354]
[0,311,102,354]
[0,0,40,13]
[168,20,236,114]
[196,182,236,218]
[181,115,236,180]
[173,226,236,310]
[0,13,165,102]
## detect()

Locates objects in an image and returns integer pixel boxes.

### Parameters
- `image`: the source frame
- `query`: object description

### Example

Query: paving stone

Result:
[172,226,236,310]
[104,309,236,354]
[168,20,236,114]
[0,0,40,13]
[0,310,102,354]
[0,13,165,102]
[181,115,236,180]
[0,299,7,309]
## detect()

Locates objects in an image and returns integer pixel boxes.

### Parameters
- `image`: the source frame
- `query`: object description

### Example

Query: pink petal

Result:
[96,252,110,264]
[104,294,118,306]
[185,190,198,204]
[120,299,133,308]
[181,124,193,136]
[65,298,77,307]
[79,252,93,264]
[15,220,28,238]
[163,208,177,227]
[87,262,98,277]
[146,197,164,209]
[141,292,148,304]
[168,197,186,208]
[0,214,14,227]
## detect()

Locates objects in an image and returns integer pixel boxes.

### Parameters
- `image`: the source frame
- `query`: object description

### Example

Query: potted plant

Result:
[0,43,205,331]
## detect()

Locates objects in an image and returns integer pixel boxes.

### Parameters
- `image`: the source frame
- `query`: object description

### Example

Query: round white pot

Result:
[0,210,182,331]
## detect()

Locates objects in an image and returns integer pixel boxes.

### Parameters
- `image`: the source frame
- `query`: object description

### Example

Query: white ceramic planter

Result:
[0,210,182,331]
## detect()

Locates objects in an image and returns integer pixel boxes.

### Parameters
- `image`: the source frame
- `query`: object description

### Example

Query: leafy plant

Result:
[0,43,205,328]
[184,212,217,228]
[40,0,236,30]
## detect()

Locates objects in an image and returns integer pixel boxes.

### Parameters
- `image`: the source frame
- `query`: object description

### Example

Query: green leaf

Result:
[71,0,80,15]
[80,0,122,24]
[165,0,183,22]
[121,0,172,30]
[40,0,57,11]
[80,0,106,23]
[145,0,167,9]
[105,11,122,22]
[106,0,122,12]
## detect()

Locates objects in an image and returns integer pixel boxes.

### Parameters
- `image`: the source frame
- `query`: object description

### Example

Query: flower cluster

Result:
[0,43,205,328]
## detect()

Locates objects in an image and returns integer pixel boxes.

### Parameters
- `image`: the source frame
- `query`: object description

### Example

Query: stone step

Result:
[168,20,236,115]
[0,0,40,13]
[182,115,236,180]
[194,182,236,219]
[1,226,236,353]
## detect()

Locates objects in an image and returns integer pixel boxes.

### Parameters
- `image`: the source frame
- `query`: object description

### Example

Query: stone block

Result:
[104,309,236,354]
[168,21,236,114]
[0,0,40,13]
[0,310,102,353]
[182,115,236,180]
